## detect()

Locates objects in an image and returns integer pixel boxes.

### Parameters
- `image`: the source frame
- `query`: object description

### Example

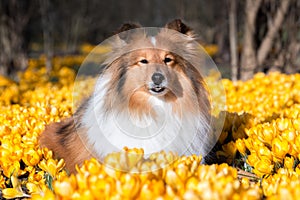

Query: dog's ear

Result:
[114,23,141,34]
[114,23,142,42]
[165,19,193,36]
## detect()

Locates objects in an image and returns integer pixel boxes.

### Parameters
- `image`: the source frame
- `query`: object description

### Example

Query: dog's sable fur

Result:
[39,19,211,173]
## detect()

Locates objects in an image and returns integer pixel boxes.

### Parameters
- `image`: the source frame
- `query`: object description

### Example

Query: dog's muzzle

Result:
[149,72,168,95]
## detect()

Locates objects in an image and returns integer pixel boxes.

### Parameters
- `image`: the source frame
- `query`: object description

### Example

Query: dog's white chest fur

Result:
[82,75,210,159]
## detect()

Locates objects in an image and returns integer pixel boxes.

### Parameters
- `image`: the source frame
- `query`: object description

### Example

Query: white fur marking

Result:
[151,36,156,46]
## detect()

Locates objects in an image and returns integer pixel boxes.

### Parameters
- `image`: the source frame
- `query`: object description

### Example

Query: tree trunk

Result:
[0,13,11,76]
[257,0,290,67]
[0,0,30,79]
[228,0,238,81]
[240,0,262,81]
[40,0,54,73]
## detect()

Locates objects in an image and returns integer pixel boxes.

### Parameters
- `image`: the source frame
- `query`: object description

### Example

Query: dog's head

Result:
[99,19,210,121]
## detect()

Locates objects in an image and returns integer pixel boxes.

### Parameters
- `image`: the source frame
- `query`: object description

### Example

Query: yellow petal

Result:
[235,139,246,155]
[272,138,290,159]
[10,175,20,188]
[54,180,74,197]
[56,159,65,171]
[2,188,28,199]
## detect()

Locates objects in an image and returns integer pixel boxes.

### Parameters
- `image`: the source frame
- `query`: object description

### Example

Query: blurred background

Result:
[0,0,299,80]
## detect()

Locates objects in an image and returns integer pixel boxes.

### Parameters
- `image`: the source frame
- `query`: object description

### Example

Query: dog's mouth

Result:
[151,86,165,93]
[149,85,168,95]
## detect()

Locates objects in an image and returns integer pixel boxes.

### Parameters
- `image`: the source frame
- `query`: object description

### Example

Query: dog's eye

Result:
[139,59,148,64]
[164,57,173,64]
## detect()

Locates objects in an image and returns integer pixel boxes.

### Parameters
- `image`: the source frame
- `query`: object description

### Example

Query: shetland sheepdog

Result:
[39,19,212,173]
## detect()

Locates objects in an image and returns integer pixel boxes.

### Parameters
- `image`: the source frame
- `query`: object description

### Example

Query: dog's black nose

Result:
[152,72,165,85]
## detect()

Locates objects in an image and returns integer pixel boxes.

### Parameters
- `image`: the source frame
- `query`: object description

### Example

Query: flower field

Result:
[1,55,300,199]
